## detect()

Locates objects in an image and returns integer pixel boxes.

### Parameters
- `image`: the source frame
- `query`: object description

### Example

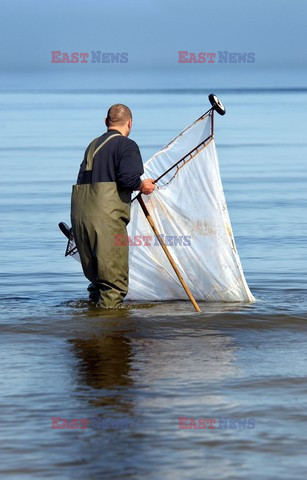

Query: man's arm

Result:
[116,139,155,194]
[76,151,87,184]
[76,144,91,184]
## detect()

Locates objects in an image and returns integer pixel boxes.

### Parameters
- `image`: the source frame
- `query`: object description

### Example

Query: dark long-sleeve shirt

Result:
[76,129,144,191]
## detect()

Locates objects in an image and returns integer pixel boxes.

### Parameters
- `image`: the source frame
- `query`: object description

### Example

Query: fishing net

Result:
[126,110,255,302]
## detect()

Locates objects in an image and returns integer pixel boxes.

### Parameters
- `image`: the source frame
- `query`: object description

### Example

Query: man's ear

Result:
[105,117,108,127]
[128,118,132,129]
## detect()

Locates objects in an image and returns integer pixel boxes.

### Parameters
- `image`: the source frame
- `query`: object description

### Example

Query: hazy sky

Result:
[1,0,306,70]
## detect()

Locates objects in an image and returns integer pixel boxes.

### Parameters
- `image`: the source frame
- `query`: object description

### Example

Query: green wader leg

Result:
[72,215,129,309]
[71,134,130,310]
[94,217,129,309]
[71,185,131,309]
[87,283,100,303]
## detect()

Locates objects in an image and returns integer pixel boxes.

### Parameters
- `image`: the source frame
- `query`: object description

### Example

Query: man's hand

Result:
[139,178,156,195]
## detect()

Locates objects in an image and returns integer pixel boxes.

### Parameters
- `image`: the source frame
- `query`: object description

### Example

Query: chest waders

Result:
[71,133,131,309]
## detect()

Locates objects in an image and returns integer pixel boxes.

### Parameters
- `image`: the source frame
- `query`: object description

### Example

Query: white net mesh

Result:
[127,112,255,302]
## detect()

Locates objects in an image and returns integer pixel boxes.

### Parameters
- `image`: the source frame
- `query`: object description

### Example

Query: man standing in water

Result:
[71,104,155,308]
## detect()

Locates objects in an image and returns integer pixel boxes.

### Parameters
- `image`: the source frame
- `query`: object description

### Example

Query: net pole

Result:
[137,195,201,313]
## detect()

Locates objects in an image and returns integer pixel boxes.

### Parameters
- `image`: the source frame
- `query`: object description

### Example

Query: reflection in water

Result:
[129,327,240,411]
[69,312,135,411]
[67,312,243,478]
[71,335,133,389]
[68,309,240,416]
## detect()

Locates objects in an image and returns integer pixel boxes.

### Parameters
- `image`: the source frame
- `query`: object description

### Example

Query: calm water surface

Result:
[0,89,306,479]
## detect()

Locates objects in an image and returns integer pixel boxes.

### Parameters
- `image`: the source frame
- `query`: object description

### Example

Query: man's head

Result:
[105,104,132,137]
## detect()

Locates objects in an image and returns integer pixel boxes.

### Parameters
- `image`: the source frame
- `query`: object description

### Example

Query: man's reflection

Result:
[69,315,134,410]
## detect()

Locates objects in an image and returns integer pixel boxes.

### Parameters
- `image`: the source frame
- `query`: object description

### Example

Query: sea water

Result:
[0,85,306,479]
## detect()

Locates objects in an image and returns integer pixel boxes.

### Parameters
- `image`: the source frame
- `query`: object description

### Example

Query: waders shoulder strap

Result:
[85,133,122,171]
